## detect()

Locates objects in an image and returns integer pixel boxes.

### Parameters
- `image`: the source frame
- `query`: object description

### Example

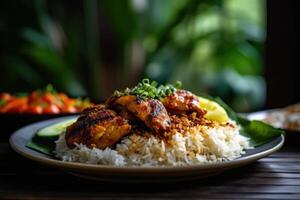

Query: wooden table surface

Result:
[0,138,299,200]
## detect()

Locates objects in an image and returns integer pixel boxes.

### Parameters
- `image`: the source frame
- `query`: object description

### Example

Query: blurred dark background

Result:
[266,0,300,109]
[0,0,298,112]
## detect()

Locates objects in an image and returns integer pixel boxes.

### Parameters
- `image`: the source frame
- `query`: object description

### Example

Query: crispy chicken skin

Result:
[162,89,206,116]
[65,105,131,149]
[107,95,171,133]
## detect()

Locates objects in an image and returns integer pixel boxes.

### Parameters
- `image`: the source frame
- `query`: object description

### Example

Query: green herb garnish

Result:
[14,92,28,97]
[33,84,57,96]
[0,99,6,106]
[114,78,182,100]
[75,97,92,108]
[45,84,57,94]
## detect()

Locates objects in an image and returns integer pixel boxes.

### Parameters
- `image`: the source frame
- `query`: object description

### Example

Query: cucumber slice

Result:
[36,118,77,138]
[26,141,54,156]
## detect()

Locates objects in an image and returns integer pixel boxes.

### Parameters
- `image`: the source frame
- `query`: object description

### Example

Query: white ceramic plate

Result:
[10,116,284,182]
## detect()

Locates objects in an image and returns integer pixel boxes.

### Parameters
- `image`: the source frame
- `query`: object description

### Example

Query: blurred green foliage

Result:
[0,0,265,112]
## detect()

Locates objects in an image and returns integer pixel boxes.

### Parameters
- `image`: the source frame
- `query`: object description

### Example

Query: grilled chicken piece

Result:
[107,95,171,133]
[65,105,131,149]
[109,103,142,125]
[162,89,206,116]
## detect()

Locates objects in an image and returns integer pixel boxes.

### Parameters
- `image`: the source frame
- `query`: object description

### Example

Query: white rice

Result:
[55,121,251,167]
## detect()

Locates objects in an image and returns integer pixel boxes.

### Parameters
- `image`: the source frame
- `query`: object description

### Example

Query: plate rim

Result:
[247,109,300,132]
[9,116,285,174]
[246,109,279,121]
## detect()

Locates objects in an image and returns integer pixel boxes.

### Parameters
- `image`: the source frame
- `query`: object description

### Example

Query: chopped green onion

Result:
[113,78,182,100]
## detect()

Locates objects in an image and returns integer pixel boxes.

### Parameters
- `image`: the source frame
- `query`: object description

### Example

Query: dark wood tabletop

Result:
[0,138,299,200]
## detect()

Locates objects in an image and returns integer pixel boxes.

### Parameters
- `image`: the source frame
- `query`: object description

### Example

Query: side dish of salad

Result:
[0,85,93,114]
